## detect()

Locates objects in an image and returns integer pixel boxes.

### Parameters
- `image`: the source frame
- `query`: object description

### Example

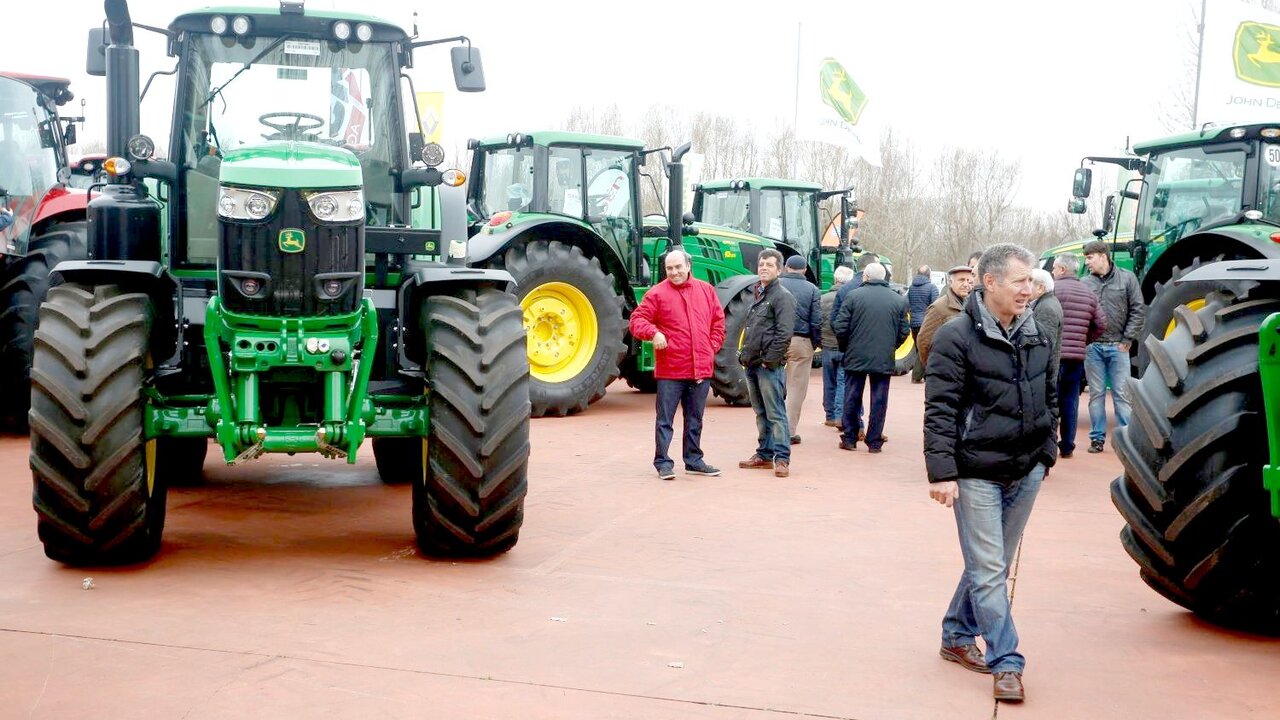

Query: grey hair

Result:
[664,248,693,267]
[976,244,1036,283]
[833,265,855,284]
[1031,268,1054,293]
[1053,252,1080,275]
[863,262,887,281]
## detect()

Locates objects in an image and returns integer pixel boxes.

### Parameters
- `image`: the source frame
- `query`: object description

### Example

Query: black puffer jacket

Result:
[738,279,796,369]
[924,290,1058,484]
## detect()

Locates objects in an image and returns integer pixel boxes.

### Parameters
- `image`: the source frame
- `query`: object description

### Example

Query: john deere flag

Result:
[1198,0,1280,124]
[796,23,881,166]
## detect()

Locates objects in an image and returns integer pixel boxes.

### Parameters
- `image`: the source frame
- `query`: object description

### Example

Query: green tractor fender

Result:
[466,215,632,289]
[49,259,179,360]
[1139,226,1280,301]
[397,265,516,367]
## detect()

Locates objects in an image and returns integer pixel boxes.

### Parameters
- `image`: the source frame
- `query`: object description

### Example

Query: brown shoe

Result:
[939,645,990,674]
[993,672,1024,702]
[823,419,839,427]
[857,430,887,442]
[738,455,773,469]
[774,460,790,477]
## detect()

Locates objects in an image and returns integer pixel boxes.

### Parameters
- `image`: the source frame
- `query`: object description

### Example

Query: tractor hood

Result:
[220,141,362,190]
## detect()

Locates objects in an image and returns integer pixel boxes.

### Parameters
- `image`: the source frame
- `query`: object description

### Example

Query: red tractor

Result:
[0,72,89,430]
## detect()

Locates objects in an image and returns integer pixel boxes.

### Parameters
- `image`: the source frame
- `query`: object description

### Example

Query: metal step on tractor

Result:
[1068,122,1280,632]
[33,0,529,565]
[0,71,90,431]
[462,133,908,415]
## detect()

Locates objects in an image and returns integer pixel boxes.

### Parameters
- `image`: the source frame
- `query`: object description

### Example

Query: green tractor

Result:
[32,0,529,565]
[463,134,900,414]
[1071,123,1280,631]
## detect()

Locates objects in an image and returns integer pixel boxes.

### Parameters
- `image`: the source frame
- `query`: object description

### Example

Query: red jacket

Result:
[629,278,726,380]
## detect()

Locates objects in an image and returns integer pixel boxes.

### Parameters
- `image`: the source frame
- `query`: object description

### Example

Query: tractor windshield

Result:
[1141,145,1247,244]
[759,188,817,257]
[476,146,534,217]
[177,34,402,262]
[699,189,750,231]
[0,79,61,250]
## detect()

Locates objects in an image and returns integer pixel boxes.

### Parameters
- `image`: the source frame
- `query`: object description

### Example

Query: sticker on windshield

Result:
[284,40,322,57]
[1266,145,1280,167]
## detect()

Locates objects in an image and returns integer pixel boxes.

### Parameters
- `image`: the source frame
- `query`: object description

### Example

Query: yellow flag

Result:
[415,91,444,142]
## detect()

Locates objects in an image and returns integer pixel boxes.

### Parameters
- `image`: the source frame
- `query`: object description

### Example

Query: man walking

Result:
[907,265,940,383]
[1052,252,1105,458]
[916,264,975,369]
[924,244,1057,704]
[629,249,726,480]
[820,266,854,428]
[778,255,823,444]
[1081,240,1145,453]
[737,249,796,477]
[833,262,909,453]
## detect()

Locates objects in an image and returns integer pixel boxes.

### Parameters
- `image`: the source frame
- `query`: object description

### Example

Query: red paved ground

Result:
[1,373,1276,719]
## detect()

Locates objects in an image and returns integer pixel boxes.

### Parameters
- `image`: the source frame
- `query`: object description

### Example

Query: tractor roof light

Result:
[232,15,252,35]
[210,15,229,34]
[332,21,351,41]
[442,169,466,187]
[126,134,155,161]
[489,210,513,227]
[1263,128,1280,138]
[355,23,373,42]
[103,157,132,177]
[1229,127,1249,139]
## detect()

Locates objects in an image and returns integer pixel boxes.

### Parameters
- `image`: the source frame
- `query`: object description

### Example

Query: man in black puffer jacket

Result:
[923,243,1056,704]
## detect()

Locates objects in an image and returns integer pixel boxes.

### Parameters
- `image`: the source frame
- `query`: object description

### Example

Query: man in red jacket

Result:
[629,249,727,480]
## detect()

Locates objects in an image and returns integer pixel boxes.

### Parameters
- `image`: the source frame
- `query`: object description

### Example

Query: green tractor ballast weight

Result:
[31,0,529,565]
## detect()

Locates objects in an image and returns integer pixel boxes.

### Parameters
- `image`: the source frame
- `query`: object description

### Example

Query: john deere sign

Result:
[819,58,868,125]
[1234,21,1280,88]
[278,228,306,253]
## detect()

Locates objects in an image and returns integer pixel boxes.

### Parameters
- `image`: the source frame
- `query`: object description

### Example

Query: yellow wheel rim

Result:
[522,281,598,383]
[895,330,916,361]
[1164,297,1207,338]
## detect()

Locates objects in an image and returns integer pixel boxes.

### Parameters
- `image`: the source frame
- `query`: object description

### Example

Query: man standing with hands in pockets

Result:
[629,249,726,480]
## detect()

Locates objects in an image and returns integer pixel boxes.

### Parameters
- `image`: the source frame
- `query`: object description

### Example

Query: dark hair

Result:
[857,253,878,269]
[967,251,983,264]
[976,243,1036,283]
[1082,240,1109,258]
[759,248,784,269]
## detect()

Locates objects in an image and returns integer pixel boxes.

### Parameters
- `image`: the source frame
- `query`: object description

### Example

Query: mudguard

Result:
[1176,259,1280,284]
[49,259,179,359]
[397,264,517,366]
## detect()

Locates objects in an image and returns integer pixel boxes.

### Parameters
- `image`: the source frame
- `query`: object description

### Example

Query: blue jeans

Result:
[1084,343,1131,443]
[746,365,790,462]
[654,379,711,472]
[841,371,890,448]
[942,464,1044,674]
[1057,359,1085,455]
[821,348,845,421]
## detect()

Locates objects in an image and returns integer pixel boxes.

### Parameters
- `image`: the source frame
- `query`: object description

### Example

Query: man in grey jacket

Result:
[1081,240,1145,454]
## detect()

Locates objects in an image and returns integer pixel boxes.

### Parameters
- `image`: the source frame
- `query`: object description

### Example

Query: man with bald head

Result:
[832,262,910,453]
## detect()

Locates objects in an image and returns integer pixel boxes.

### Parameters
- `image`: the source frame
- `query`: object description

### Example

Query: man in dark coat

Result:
[737,248,797,477]
[907,265,939,383]
[1051,252,1106,458]
[1081,240,1145,453]
[1030,268,1063,372]
[832,262,909,453]
[924,244,1056,704]
[778,254,823,444]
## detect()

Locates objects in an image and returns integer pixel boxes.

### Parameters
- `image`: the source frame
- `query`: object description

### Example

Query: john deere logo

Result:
[818,58,868,125]
[278,228,306,253]
[1235,21,1280,87]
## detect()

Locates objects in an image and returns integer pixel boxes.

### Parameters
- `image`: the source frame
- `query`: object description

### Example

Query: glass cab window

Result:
[782,190,817,255]
[548,146,583,217]
[759,189,784,240]
[584,148,636,255]
[0,80,59,249]
[1141,145,1246,246]
[699,189,750,231]
[478,146,534,215]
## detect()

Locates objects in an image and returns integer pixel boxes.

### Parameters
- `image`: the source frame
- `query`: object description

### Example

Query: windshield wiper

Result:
[202,34,297,107]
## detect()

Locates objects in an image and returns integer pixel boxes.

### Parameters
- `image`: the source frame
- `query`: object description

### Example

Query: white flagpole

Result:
[1192,0,1208,129]
[792,22,801,178]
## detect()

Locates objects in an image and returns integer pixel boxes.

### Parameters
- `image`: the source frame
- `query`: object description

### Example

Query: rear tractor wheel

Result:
[711,286,752,406]
[414,286,529,557]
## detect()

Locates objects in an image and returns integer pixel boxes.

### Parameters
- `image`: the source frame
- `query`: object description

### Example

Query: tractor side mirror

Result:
[1102,194,1117,234]
[451,46,486,93]
[1072,167,1092,199]
[1067,197,1087,214]
[86,28,107,77]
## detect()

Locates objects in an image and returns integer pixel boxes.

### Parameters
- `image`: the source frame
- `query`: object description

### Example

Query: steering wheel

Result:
[258,112,325,140]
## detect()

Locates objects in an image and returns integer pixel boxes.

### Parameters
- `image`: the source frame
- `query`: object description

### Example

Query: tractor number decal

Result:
[279,228,306,253]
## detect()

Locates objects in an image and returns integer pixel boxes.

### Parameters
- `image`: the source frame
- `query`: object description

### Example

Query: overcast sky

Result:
[11,0,1197,212]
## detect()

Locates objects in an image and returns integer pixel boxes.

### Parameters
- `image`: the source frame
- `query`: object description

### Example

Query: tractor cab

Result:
[0,72,81,256]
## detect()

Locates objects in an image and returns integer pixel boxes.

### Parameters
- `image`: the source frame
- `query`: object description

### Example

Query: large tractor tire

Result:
[29,284,166,565]
[1135,255,1240,372]
[372,437,423,484]
[711,286,752,406]
[1111,290,1280,633]
[0,221,88,431]
[502,239,627,417]
[414,286,529,557]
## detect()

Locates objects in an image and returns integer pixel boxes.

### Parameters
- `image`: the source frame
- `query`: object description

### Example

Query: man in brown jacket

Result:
[917,264,975,368]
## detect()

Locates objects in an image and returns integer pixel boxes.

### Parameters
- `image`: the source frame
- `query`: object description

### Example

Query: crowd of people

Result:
[627,237,1145,704]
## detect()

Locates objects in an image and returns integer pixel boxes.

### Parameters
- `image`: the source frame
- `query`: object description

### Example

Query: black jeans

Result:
[654,379,711,472]
[841,371,891,448]
[1058,359,1085,454]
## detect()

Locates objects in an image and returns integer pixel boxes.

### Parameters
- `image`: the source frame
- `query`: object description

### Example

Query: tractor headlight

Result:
[126,134,155,160]
[332,21,351,40]
[303,189,364,222]
[218,186,280,220]
[421,142,446,167]
[210,15,228,34]
[232,15,252,35]
[355,23,373,42]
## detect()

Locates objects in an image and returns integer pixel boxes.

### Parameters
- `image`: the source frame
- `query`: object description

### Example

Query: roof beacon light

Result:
[332,21,351,41]
[232,15,252,35]
[210,15,228,34]
[355,23,373,42]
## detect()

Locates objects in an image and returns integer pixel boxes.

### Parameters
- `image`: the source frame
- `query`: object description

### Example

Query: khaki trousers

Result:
[784,336,814,434]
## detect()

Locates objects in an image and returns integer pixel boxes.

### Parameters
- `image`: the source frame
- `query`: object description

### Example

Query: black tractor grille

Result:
[218,190,364,316]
